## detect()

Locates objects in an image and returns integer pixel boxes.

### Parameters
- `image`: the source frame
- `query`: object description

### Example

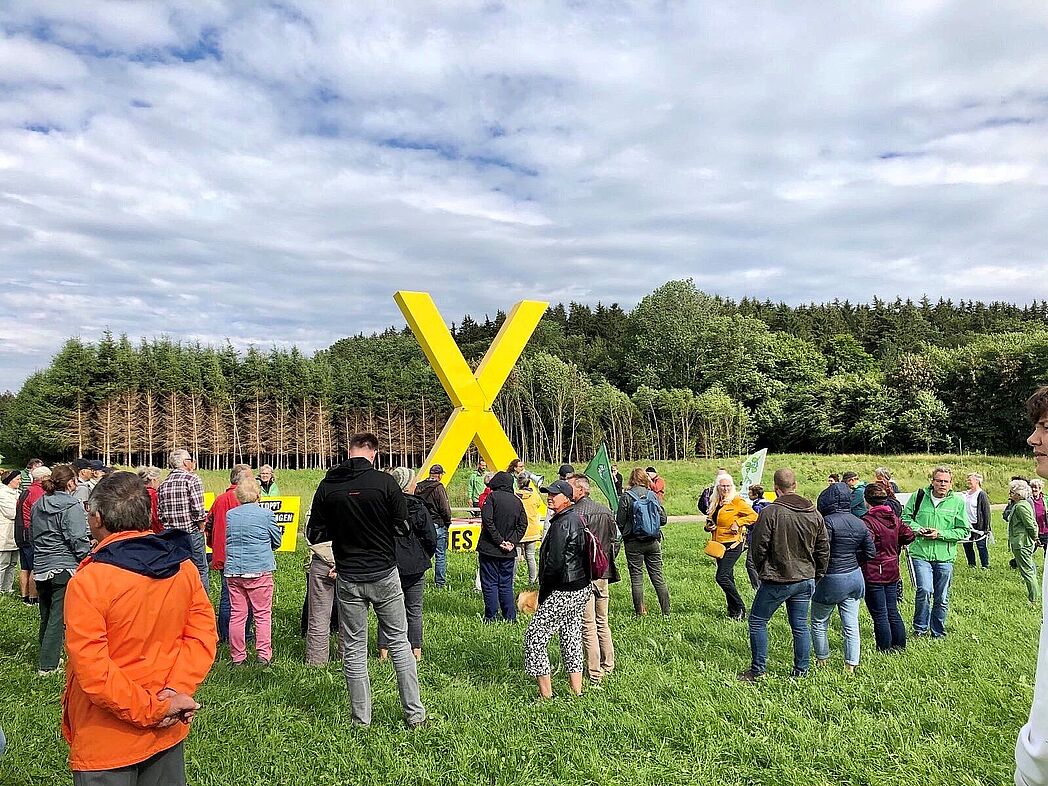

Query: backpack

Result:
[583,523,609,579]
[626,488,663,538]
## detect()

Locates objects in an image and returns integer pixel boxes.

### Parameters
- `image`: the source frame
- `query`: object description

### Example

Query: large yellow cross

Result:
[394,291,547,486]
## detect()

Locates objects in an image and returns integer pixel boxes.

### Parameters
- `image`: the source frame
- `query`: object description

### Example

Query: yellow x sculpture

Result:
[394,291,548,486]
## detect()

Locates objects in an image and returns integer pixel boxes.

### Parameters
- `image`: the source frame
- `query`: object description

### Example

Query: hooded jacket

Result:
[749,492,829,584]
[477,472,528,560]
[307,457,409,582]
[416,478,453,528]
[396,495,438,577]
[538,503,590,604]
[861,503,915,585]
[517,485,543,544]
[902,486,969,563]
[62,529,217,771]
[816,483,877,575]
[0,483,18,551]
[31,491,91,578]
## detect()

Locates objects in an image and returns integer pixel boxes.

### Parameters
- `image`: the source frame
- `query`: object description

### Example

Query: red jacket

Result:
[63,529,217,771]
[22,480,45,526]
[861,503,915,585]
[205,486,239,571]
[147,487,162,534]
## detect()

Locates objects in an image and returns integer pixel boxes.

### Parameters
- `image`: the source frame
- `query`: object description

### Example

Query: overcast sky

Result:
[2,1,1047,389]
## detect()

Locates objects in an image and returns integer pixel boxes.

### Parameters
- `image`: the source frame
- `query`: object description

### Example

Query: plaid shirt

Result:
[157,469,206,532]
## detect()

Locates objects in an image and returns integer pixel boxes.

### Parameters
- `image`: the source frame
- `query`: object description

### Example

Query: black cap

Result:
[558,464,575,478]
[539,479,575,499]
[73,458,91,471]
[645,466,657,474]
[842,471,859,482]
[429,464,445,476]
[89,460,105,471]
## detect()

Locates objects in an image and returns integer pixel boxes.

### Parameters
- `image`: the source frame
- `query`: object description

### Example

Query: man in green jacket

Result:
[901,466,970,638]
[467,459,487,508]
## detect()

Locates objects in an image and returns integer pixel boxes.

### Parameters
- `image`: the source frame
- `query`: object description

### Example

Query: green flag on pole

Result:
[584,443,619,512]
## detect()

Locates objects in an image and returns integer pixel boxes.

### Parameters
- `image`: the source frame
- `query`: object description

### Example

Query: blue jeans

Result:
[748,579,814,676]
[218,573,254,644]
[810,568,864,666]
[912,558,953,637]
[478,554,516,622]
[433,526,448,587]
[186,529,209,591]
[865,582,906,651]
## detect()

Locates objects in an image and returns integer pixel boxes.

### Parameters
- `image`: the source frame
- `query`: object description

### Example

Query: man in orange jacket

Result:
[63,472,217,785]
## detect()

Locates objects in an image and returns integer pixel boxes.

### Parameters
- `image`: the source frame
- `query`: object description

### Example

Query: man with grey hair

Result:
[902,466,969,638]
[158,449,208,588]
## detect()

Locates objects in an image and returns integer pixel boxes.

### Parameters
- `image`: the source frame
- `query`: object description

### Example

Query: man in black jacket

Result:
[415,465,452,588]
[569,474,617,684]
[308,433,425,728]
[477,471,527,622]
[739,468,829,682]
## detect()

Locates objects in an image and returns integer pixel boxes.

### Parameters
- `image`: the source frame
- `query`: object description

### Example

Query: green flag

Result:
[584,443,619,512]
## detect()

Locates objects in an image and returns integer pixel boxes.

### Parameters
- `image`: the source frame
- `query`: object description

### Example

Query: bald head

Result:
[773,468,797,494]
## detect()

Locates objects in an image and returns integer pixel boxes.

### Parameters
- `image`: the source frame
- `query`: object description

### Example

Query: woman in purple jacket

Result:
[861,482,915,652]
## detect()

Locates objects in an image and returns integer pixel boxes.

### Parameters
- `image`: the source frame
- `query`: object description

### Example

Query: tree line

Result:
[1,279,1046,467]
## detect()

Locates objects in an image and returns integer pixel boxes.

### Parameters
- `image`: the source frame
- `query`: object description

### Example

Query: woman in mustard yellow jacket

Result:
[704,474,758,620]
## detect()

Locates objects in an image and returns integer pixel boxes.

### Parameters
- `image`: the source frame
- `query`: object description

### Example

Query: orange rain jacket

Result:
[62,529,217,771]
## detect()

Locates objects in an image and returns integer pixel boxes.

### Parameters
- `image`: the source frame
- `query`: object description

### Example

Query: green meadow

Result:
[0,455,1040,785]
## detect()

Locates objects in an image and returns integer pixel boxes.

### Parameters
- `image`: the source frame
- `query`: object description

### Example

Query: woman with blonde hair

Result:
[224,475,281,666]
[704,474,758,620]
[616,468,669,616]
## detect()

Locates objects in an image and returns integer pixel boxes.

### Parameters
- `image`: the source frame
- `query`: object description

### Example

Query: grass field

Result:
[0,455,1041,785]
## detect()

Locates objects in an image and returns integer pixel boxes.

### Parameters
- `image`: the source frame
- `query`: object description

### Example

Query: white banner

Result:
[740,448,768,497]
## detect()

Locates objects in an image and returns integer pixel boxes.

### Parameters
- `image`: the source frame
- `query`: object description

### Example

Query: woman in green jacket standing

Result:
[1009,478,1040,604]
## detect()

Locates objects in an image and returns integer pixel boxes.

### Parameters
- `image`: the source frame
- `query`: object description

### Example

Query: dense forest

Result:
[2,279,1046,468]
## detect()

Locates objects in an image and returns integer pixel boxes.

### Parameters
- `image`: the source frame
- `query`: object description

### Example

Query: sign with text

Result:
[449,520,483,552]
[203,493,300,553]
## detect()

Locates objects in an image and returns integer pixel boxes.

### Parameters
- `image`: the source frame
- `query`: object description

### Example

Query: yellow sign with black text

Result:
[203,493,300,553]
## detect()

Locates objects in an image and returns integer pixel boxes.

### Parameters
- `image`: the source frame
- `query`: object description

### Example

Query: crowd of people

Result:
[6,390,1048,783]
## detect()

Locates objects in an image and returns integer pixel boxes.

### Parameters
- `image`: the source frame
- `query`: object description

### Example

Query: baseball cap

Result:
[842,471,859,482]
[89,460,105,471]
[539,479,575,499]
[557,464,575,478]
[73,458,91,471]
[429,464,445,476]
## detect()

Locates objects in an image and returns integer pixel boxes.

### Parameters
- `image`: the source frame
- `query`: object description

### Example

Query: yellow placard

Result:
[448,518,543,552]
[203,493,300,553]
[449,522,483,552]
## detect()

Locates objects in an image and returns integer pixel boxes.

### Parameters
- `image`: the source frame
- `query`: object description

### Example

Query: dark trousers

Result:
[744,548,760,590]
[864,582,906,651]
[962,535,989,568]
[377,571,426,649]
[624,539,671,615]
[715,544,746,618]
[478,554,517,622]
[73,741,185,785]
[37,570,71,671]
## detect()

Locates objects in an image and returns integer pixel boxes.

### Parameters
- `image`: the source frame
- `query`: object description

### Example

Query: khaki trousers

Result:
[581,578,615,682]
